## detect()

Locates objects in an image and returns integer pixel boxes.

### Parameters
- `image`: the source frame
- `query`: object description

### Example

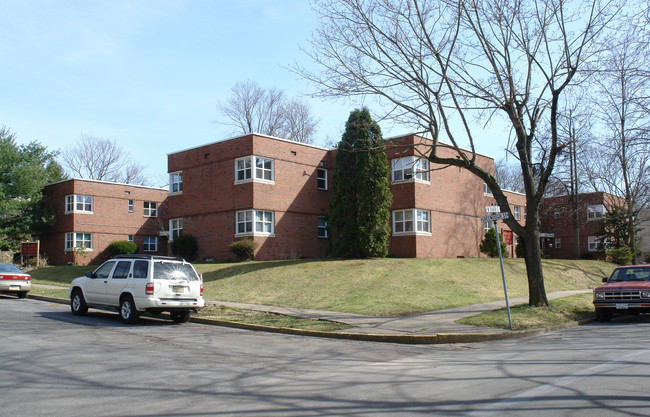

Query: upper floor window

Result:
[128,199,134,212]
[318,217,328,238]
[170,171,183,194]
[393,209,431,235]
[514,206,521,220]
[317,168,328,190]
[587,204,606,220]
[236,210,274,236]
[235,156,274,183]
[65,195,93,213]
[170,219,183,241]
[392,157,429,182]
[143,201,157,217]
[65,232,93,251]
[483,182,493,196]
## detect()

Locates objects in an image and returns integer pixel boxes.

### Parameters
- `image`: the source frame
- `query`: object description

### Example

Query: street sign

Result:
[485,206,500,213]
[481,212,510,222]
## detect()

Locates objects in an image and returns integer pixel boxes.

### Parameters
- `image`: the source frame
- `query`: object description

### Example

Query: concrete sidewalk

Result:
[204,289,593,343]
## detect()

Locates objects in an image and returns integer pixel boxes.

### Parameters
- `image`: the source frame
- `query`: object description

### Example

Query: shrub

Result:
[479,228,508,258]
[606,246,633,265]
[229,239,258,261]
[170,235,199,261]
[107,240,138,256]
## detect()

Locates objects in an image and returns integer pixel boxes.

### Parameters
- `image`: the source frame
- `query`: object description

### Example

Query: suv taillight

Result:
[200,283,204,296]
[145,282,154,295]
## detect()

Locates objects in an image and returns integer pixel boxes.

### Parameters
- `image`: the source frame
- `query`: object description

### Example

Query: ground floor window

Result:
[143,236,158,252]
[393,209,431,235]
[65,232,92,251]
[170,219,183,240]
[236,210,274,236]
[588,236,600,252]
[318,217,327,238]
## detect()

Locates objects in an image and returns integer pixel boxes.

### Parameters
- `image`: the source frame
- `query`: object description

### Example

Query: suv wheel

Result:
[120,296,140,324]
[17,291,28,299]
[171,310,191,324]
[71,290,88,316]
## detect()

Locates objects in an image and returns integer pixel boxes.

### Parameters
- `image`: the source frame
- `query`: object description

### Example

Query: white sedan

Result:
[0,263,32,298]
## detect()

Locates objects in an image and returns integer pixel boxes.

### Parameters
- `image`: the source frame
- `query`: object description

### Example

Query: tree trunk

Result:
[523,227,549,307]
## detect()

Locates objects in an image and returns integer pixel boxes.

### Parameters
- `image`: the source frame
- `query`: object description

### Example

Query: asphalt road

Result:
[2,297,650,416]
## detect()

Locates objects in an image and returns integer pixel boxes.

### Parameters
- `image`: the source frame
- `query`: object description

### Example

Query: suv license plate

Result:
[616,303,629,310]
[172,286,185,293]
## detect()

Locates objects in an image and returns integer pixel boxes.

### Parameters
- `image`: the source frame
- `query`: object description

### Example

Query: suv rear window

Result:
[153,261,199,281]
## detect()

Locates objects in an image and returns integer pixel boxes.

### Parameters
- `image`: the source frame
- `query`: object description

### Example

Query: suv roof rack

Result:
[113,254,186,262]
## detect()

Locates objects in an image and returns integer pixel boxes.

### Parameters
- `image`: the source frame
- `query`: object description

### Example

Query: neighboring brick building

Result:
[39,179,168,265]
[166,133,526,261]
[539,191,622,259]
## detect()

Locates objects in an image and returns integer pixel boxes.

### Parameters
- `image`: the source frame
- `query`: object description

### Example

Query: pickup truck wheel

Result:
[171,310,191,323]
[595,308,612,322]
[70,290,88,316]
[120,296,139,324]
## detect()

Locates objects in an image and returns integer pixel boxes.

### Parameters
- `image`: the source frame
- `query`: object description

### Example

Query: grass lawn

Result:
[30,258,614,317]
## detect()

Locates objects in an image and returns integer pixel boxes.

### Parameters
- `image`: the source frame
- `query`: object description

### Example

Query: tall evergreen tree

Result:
[329,108,392,258]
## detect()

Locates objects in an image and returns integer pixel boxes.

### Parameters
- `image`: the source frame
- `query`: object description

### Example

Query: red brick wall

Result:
[39,179,168,265]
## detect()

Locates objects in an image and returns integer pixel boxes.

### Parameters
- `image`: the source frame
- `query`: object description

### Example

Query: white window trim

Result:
[514,206,521,220]
[143,236,158,252]
[392,209,432,236]
[169,219,183,241]
[587,204,606,221]
[64,232,93,251]
[65,194,93,214]
[318,217,328,238]
[169,171,183,195]
[483,182,493,197]
[143,201,158,218]
[391,157,430,184]
[234,156,275,185]
[235,209,275,237]
[317,168,328,190]
[588,236,600,252]
[128,199,134,213]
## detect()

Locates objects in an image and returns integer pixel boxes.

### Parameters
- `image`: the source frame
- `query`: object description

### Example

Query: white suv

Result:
[69,255,205,324]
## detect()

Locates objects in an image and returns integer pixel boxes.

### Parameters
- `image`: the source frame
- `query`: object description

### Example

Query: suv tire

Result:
[120,295,140,324]
[171,310,191,323]
[71,290,88,316]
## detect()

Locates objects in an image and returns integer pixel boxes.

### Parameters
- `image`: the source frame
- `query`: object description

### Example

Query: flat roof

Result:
[44,177,167,191]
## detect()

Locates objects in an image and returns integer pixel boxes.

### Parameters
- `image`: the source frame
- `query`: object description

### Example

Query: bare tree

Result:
[60,133,149,186]
[297,0,622,306]
[494,159,524,193]
[216,80,319,144]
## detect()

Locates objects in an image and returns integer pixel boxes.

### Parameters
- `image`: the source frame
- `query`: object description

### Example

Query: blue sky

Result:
[1,0,507,186]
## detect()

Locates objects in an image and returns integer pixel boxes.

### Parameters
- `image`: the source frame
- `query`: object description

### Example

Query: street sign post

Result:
[480,211,513,330]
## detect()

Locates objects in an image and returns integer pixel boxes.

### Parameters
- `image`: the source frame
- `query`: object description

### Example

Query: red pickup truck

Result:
[593,265,650,321]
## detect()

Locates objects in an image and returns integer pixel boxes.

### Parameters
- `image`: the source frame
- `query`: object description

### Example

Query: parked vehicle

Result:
[69,255,204,323]
[0,263,32,298]
[593,265,650,321]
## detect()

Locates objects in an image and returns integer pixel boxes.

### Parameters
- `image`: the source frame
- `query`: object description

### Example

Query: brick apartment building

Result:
[539,191,622,259]
[166,133,527,261]
[37,133,527,265]
[39,179,168,265]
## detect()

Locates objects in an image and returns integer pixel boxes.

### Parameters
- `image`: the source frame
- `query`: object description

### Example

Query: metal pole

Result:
[494,221,513,330]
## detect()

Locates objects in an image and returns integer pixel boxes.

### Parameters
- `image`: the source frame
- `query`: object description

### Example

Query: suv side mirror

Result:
[86,271,96,278]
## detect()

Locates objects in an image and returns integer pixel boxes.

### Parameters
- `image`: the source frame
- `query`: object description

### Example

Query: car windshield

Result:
[609,267,650,282]
[153,261,199,281]
[0,264,23,273]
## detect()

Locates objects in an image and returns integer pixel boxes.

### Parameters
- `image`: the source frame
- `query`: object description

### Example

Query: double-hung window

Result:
[143,236,158,252]
[318,217,328,238]
[170,171,183,194]
[587,204,606,221]
[588,236,601,251]
[170,219,183,240]
[393,209,431,235]
[65,195,93,213]
[514,206,521,220]
[65,232,92,251]
[236,210,274,236]
[143,202,157,217]
[391,157,429,182]
[317,168,328,190]
[235,156,274,183]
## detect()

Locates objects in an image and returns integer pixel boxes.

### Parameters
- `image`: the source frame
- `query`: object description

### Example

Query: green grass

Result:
[459,293,596,330]
[29,258,614,318]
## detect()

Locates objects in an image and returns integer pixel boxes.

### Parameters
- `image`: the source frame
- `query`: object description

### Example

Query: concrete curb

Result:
[28,294,593,345]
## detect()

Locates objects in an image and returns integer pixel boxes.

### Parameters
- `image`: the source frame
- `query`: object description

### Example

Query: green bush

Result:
[170,235,199,261]
[606,246,633,265]
[107,240,138,256]
[229,239,258,261]
[479,228,508,258]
